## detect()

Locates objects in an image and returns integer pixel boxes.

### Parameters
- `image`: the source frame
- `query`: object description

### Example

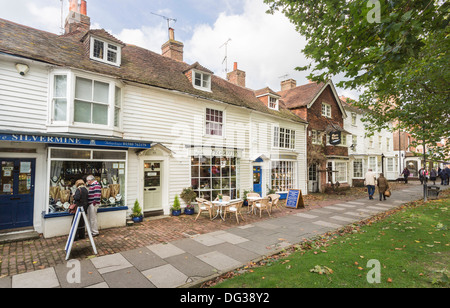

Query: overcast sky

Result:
[0,0,360,99]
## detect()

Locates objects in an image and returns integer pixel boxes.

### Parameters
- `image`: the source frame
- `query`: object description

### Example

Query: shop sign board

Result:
[0,133,152,149]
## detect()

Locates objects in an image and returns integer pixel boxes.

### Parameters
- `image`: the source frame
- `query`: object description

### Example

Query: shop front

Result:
[0,132,151,238]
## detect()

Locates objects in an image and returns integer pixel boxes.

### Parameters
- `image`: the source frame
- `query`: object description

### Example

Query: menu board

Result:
[286,189,305,209]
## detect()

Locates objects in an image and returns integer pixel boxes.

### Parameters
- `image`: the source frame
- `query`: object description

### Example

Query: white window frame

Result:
[273,126,296,149]
[268,96,279,110]
[205,108,224,136]
[351,112,357,125]
[90,37,122,67]
[193,70,212,92]
[48,70,123,131]
[353,159,363,178]
[322,103,331,118]
[311,130,322,145]
[271,160,297,193]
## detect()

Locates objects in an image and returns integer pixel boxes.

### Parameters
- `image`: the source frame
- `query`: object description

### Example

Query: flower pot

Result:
[172,209,182,216]
[184,208,195,215]
[132,216,143,223]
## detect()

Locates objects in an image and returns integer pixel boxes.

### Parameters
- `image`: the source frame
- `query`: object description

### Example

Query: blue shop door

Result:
[0,159,35,230]
[253,166,262,196]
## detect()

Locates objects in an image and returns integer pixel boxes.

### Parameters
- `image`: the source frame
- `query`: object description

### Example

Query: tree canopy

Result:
[265,0,449,159]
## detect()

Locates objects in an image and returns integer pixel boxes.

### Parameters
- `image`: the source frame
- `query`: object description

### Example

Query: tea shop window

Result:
[47,148,127,214]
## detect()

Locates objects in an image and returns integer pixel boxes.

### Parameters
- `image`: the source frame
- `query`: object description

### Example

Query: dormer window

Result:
[193,70,211,92]
[90,37,121,66]
[269,96,279,110]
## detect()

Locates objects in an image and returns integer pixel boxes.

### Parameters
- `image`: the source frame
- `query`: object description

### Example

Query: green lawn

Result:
[211,195,450,288]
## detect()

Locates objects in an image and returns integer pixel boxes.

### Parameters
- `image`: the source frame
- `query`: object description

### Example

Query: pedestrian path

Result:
[0,184,443,288]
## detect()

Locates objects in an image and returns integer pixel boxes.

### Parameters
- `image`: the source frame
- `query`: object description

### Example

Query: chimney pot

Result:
[80,0,87,15]
[169,28,175,40]
[233,62,238,71]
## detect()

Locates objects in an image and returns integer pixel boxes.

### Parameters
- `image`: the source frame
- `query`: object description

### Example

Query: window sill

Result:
[42,206,128,219]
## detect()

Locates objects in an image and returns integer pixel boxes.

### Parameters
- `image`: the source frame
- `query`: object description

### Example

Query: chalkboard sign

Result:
[286,189,305,209]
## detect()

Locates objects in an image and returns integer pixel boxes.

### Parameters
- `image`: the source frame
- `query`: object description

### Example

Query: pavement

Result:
[0,183,446,288]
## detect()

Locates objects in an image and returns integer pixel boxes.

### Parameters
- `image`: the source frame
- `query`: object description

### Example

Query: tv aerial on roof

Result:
[151,12,177,37]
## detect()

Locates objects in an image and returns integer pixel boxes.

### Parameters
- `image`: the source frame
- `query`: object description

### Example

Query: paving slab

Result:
[12,267,59,288]
[90,253,133,274]
[171,238,214,256]
[121,247,167,271]
[324,206,346,211]
[213,231,249,245]
[211,242,260,263]
[147,242,185,259]
[330,215,358,223]
[55,259,104,288]
[164,253,216,279]
[102,267,156,288]
[313,220,343,229]
[192,234,226,246]
[196,251,242,272]
[142,264,190,288]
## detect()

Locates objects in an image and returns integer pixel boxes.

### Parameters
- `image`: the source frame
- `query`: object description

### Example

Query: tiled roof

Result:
[278,82,326,109]
[0,18,306,125]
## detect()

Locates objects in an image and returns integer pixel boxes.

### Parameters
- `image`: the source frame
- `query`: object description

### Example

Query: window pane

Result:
[74,100,92,123]
[93,151,126,160]
[107,50,117,63]
[51,149,91,159]
[75,77,92,101]
[195,72,202,87]
[54,75,67,98]
[93,104,108,125]
[93,39,104,59]
[115,87,122,107]
[94,81,109,104]
[53,99,67,121]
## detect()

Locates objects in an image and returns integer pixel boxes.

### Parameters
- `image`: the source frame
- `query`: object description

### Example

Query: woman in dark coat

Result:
[73,179,89,241]
[377,173,390,201]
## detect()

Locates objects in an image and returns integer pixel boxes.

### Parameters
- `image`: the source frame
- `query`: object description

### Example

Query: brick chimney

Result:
[281,79,297,91]
[162,28,184,62]
[227,62,246,88]
[65,0,90,34]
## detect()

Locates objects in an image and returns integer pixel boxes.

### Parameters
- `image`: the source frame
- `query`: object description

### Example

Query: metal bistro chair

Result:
[224,200,245,224]
[195,197,213,221]
[254,197,271,218]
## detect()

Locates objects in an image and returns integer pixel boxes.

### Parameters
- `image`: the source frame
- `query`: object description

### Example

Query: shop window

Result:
[48,148,126,214]
[271,161,296,192]
[191,155,239,201]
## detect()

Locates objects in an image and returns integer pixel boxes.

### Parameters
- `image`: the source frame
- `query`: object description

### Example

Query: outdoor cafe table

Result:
[246,196,262,214]
[211,199,241,221]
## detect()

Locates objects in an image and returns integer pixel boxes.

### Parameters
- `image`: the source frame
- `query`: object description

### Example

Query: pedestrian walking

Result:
[86,175,101,237]
[72,179,89,241]
[430,168,437,185]
[377,173,390,201]
[401,167,410,184]
[364,169,377,200]
[419,167,425,184]
[444,167,450,185]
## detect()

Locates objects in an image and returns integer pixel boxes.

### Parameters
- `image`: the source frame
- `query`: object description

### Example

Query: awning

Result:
[0,131,152,149]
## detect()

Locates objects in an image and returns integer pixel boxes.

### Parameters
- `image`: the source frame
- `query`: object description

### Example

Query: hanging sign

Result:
[329,131,342,146]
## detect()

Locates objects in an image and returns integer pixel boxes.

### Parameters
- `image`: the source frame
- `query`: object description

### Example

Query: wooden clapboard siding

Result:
[0,60,49,132]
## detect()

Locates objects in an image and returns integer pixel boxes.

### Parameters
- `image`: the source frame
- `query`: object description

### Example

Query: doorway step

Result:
[0,228,40,244]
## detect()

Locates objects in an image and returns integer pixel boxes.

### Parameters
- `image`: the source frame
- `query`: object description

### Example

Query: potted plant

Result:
[180,187,197,215]
[243,189,250,207]
[218,193,223,201]
[130,199,143,223]
[171,194,182,216]
[184,203,195,215]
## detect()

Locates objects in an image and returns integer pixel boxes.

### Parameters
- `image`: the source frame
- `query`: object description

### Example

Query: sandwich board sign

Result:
[285,189,305,209]
[65,207,97,260]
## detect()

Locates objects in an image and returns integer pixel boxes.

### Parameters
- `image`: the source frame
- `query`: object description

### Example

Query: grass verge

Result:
[206,192,450,288]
